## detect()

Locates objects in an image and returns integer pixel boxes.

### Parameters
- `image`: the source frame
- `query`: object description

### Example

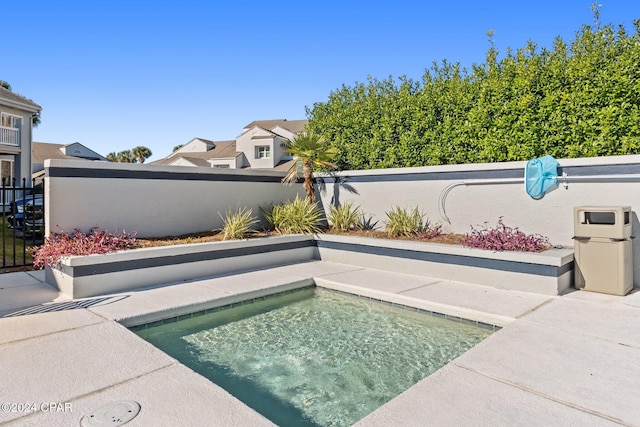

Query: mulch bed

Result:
[135,229,466,248]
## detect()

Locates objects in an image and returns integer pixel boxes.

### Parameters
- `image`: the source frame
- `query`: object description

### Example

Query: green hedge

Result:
[307,17,640,170]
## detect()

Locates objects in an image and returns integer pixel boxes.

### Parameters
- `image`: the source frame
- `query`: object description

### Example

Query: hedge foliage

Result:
[306,17,640,170]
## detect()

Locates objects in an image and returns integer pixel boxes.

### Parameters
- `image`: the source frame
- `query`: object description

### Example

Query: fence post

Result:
[1,178,5,268]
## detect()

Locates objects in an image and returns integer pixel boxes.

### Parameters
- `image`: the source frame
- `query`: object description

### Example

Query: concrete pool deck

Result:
[0,261,639,426]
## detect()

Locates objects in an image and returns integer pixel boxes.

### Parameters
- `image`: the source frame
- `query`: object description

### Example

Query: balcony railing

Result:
[0,126,19,147]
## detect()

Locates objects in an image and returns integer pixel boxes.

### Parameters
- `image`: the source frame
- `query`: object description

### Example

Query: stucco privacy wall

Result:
[316,155,640,284]
[45,159,304,237]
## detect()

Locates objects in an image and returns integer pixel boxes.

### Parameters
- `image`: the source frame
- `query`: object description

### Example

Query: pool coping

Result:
[128,283,501,332]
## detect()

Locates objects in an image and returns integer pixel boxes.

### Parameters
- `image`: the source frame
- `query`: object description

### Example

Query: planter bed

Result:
[45,234,574,299]
[45,235,318,299]
[315,234,574,296]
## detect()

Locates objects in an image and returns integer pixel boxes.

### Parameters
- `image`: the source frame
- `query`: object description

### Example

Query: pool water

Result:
[134,287,493,427]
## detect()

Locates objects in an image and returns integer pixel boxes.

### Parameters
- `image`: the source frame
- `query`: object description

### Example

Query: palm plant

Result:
[283,130,337,203]
[116,150,135,163]
[132,146,153,164]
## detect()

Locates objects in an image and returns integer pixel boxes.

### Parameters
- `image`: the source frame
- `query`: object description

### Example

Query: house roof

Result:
[170,157,212,167]
[151,140,241,166]
[272,158,297,172]
[184,137,217,147]
[152,119,307,169]
[243,119,308,134]
[250,133,277,140]
[0,86,41,112]
[32,142,106,163]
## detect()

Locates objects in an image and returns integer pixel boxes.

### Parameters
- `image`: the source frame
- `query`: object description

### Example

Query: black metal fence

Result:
[0,178,44,270]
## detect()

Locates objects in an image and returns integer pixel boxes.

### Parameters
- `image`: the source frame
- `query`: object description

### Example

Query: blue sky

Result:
[4,0,639,162]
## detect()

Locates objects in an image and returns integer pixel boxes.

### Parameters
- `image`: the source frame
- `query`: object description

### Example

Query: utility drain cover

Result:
[80,400,141,426]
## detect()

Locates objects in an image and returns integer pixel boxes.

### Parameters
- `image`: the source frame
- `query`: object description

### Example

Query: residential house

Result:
[0,86,41,186]
[32,142,107,180]
[152,119,308,171]
[156,138,242,169]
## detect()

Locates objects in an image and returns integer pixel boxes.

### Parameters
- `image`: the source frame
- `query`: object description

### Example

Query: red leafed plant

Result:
[31,227,137,269]
[461,218,551,252]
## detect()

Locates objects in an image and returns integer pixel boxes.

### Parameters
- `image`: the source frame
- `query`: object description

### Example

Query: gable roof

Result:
[32,142,106,163]
[243,119,308,134]
[168,156,212,167]
[272,158,297,172]
[172,137,216,155]
[151,140,240,166]
[0,86,41,112]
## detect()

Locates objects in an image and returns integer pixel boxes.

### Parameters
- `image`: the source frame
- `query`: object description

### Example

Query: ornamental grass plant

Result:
[384,206,440,238]
[219,207,259,240]
[327,202,361,231]
[262,196,323,234]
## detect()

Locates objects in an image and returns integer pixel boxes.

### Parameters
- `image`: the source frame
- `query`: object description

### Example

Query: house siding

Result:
[0,105,33,183]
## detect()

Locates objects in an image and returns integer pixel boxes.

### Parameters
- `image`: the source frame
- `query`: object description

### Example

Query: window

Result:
[1,113,22,130]
[213,164,230,168]
[0,114,21,146]
[255,146,271,159]
[0,159,14,185]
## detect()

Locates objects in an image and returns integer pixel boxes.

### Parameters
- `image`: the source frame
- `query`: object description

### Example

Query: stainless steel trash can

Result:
[573,206,633,296]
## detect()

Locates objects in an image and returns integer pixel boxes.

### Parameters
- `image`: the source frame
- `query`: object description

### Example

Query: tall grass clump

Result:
[218,207,258,240]
[328,202,361,231]
[384,206,440,237]
[461,218,551,252]
[262,196,323,234]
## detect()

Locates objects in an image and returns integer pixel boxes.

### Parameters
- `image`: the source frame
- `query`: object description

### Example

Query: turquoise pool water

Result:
[134,287,493,427]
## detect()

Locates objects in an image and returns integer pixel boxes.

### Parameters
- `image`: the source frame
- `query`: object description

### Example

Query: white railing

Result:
[0,126,19,146]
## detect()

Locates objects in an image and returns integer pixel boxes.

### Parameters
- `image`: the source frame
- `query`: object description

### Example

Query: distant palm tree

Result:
[116,150,135,163]
[106,152,117,162]
[283,130,337,202]
[131,146,152,164]
[0,80,10,90]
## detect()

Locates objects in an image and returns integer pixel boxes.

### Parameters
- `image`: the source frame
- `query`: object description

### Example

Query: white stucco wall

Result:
[316,154,640,287]
[236,127,276,168]
[45,160,304,237]
[315,155,640,249]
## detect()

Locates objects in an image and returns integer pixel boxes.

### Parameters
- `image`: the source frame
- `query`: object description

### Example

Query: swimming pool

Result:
[133,287,494,426]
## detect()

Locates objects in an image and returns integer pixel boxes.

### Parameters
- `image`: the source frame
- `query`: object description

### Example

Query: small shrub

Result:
[262,196,323,234]
[218,207,258,240]
[384,206,438,237]
[461,218,551,252]
[328,202,361,231]
[31,227,137,269]
[417,225,443,240]
[355,214,379,231]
